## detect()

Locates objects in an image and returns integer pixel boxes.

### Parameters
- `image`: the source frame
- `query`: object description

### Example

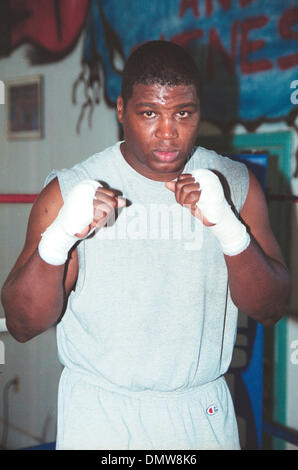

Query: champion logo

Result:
[206,404,218,416]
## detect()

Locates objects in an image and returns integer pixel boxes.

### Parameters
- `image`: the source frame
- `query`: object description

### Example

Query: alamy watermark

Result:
[95,202,204,251]
[0,340,5,364]
[0,80,4,105]
[290,80,298,105]
[290,339,298,365]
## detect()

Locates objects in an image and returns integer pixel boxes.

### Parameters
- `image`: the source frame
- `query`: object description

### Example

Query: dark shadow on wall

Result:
[188,41,239,135]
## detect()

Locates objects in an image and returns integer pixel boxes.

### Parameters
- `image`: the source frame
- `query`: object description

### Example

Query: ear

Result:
[116,96,124,123]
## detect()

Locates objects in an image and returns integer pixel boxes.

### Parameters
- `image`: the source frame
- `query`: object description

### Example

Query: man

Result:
[1,40,290,450]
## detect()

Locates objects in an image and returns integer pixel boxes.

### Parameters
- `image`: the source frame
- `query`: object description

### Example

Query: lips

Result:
[153,149,179,162]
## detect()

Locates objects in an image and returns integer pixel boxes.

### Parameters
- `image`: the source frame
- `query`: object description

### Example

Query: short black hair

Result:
[121,40,200,105]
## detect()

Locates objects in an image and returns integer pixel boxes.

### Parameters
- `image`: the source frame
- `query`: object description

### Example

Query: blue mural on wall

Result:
[75,0,298,132]
[1,0,297,133]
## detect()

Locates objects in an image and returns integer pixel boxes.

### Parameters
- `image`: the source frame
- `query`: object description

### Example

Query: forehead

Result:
[128,83,199,107]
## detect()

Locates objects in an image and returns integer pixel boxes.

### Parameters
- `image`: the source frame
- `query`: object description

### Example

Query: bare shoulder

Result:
[240,170,267,224]
[23,177,63,252]
[240,170,286,267]
[7,177,78,292]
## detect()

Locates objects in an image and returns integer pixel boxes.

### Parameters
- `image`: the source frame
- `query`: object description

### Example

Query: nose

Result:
[155,117,178,139]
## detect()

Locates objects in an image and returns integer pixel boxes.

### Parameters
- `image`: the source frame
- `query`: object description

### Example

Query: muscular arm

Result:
[1,177,125,343]
[225,170,290,326]
[1,178,78,342]
[166,169,290,326]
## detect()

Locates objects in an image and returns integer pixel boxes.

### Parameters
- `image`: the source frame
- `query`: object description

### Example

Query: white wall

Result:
[0,34,297,449]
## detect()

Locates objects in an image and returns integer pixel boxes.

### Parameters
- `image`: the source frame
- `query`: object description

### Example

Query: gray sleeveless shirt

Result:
[45,142,249,393]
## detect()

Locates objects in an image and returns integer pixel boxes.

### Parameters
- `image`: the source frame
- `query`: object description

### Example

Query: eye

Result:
[177,111,190,118]
[143,110,156,118]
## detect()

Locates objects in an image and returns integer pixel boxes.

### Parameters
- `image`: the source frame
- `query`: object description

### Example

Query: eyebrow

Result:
[135,102,198,109]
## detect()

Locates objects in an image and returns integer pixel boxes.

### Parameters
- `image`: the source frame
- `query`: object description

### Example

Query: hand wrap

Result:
[191,169,250,256]
[38,179,101,265]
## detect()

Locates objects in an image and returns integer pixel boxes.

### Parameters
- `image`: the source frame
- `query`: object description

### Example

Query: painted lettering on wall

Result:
[78,0,297,131]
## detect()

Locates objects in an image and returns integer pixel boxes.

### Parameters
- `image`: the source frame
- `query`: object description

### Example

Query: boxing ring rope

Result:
[0,194,37,203]
[1,192,298,204]
[266,192,298,203]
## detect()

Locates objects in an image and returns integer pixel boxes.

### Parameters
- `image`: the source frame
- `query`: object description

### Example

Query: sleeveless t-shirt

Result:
[45,142,249,394]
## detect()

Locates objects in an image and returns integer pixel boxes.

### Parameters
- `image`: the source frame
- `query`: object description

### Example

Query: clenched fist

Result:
[165,169,250,256]
[165,173,214,227]
[38,179,126,265]
[77,186,126,238]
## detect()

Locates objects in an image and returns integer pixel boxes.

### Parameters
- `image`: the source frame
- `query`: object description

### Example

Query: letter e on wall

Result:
[290,80,298,105]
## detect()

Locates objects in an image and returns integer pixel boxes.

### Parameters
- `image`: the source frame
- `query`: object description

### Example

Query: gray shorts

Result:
[56,368,240,450]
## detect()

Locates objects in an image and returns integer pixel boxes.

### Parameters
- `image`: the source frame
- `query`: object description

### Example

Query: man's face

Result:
[117,83,200,181]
